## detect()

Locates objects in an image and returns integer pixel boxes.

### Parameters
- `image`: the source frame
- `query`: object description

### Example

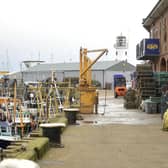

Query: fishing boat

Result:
[0,121,20,149]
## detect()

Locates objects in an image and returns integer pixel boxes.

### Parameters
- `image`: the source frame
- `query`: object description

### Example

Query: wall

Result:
[150,8,168,72]
[8,69,134,89]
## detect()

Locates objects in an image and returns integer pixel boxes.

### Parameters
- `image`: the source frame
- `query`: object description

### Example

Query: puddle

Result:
[78,96,161,125]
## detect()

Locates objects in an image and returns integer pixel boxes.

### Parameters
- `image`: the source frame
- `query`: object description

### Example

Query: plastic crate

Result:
[144,100,157,114]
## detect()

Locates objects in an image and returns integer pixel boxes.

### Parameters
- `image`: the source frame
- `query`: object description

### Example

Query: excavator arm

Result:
[79,48,108,87]
[79,47,108,114]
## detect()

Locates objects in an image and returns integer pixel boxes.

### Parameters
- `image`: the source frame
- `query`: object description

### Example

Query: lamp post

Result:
[20,62,23,85]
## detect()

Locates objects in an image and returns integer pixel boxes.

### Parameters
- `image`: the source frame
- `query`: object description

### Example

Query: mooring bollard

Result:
[40,123,66,147]
[63,108,79,125]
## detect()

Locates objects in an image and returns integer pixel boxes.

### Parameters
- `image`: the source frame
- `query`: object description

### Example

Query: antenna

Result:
[38,51,41,61]
[6,49,9,71]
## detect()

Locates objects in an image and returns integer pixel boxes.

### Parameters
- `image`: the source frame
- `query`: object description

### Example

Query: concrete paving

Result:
[80,96,161,125]
[38,92,167,168]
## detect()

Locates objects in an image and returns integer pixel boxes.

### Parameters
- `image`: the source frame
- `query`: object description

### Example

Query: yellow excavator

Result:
[79,47,108,114]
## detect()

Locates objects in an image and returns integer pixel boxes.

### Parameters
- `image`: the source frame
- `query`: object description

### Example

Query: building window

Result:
[151,27,159,38]
[164,31,167,42]
[160,21,162,39]
[164,18,167,42]
[160,58,166,72]
[155,29,158,38]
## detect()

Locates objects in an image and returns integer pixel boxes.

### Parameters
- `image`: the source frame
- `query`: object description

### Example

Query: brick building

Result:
[137,0,168,72]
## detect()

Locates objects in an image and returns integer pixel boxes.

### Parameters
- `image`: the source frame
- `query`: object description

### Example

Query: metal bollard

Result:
[0,147,3,160]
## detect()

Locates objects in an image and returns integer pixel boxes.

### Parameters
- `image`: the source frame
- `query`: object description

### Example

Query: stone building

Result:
[137,0,168,71]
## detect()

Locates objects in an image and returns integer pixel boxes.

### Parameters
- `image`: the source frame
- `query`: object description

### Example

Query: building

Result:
[137,0,168,71]
[8,60,135,89]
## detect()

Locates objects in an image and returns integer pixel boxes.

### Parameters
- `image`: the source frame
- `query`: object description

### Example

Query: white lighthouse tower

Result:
[114,33,128,61]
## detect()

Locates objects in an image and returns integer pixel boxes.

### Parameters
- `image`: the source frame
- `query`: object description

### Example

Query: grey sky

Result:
[0,0,158,71]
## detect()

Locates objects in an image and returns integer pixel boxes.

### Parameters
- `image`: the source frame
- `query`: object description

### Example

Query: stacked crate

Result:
[136,64,157,106]
[143,96,161,114]
[154,72,168,114]
[154,72,168,95]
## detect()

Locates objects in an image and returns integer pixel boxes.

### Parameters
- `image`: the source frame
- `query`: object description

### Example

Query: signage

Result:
[136,38,160,60]
[144,38,160,56]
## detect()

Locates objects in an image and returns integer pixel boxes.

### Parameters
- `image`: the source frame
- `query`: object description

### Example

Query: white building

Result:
[8,60,135,89]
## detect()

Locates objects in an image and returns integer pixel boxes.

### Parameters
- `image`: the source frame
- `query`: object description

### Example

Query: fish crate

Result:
[136,72,153,77]
[154,72,168,78]
[136,76,154,81]
[140,92,156,99]
[136,77,155,88]
[154,72,168,85]
[158,78,168,82]
[140,88,156,94]
[160,80,168,86]
[149,96,161,103]
[136,64,153,72]
[144,100,158,114]
[141,93,156,97]
[139,81,156,88]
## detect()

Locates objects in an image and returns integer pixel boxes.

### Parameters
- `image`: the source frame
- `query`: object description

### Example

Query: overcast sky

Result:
[0,0,158,71]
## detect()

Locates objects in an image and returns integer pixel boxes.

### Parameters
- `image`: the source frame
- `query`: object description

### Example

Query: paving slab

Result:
[38,93,166,168]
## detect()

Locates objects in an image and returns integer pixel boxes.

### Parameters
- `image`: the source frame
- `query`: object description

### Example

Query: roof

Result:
[92,60,121,70]
[25,62,79,72]
[107,61,136,71]
[143,0,168,31]
[25,60,127,72]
